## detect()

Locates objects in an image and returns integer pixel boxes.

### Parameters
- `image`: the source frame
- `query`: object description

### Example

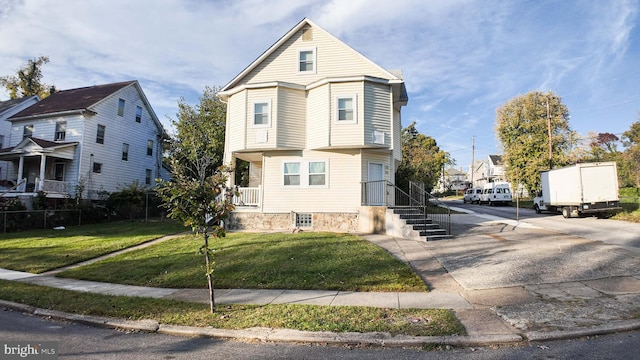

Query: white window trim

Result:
[335,94,357,124]
[282,159,329,188]
[252,99,272,128]
[297,47,316,75]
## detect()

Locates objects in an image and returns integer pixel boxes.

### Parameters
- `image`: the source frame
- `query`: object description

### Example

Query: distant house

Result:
[0,96,39,181]
[0,81,168,203]
[469,155,506,188]
[218,18,408,232]
[437,167,468,192]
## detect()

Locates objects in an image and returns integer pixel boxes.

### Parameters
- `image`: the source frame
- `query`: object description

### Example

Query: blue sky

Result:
[1,0,638,172]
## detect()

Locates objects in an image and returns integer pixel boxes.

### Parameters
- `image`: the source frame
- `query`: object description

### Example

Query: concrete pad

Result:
[423,273,463,292]
[558,282,603,299]
[271,290,338,305]
[410,258,446,273]
[398,292,472,309]
[454,309,519,336]
[163,289,212,303]
[330,291,399,308]
[216,289,285,305]
[462,286,536,308]
[583,276,640,295]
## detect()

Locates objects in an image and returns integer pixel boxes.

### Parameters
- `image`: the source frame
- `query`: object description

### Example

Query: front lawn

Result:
[58,232,427,292]
[0,221,187,273]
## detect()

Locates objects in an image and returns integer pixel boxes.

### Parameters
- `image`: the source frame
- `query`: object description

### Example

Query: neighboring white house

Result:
[437,167,468,193]
[218,18,408,233]
[0,96,39,181]
[0,81,168,203]
[469,155,506,188]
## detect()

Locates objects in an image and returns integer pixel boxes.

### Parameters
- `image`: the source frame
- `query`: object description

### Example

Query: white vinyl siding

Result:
[224,90,247,163]
[262,150,360,213]
[240,25,392,86]
[364,82,392,147]
[246,88,276,149]
[276,87,305,149]
[330,82,363,147]
[306,84,329,149]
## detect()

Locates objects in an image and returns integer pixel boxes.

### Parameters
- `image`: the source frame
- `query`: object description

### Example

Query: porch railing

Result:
[40,179,69,193]
[361,180,450,235]
[232,186,261,206]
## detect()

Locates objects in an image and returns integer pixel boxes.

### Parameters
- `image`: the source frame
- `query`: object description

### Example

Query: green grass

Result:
[0,280,463,336]
[0,221,187,273]
[58,232,427,292]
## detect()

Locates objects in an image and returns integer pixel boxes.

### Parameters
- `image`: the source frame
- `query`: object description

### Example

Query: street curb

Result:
[1,299,638,347]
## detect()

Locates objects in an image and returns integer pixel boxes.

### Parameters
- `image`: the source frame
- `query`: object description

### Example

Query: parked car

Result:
[463,188,482,204]
[479,182,512,206]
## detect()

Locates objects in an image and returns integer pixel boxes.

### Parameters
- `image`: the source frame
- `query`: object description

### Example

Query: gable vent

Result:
[302,27,313,41]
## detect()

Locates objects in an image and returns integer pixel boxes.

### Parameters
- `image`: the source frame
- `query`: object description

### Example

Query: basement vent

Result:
[295,213,313,227]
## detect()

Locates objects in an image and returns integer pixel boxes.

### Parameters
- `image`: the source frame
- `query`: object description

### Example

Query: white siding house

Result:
[0,96,39,181]
[0,81,167,202]
[218,18,408,232]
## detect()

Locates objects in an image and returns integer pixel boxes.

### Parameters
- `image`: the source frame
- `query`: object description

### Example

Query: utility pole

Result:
[470,136,475,187]
[547,99,553,169]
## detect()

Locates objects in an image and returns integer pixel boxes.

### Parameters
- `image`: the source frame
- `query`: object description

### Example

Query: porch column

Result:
[38,154,47,191]
[17,155,25,190]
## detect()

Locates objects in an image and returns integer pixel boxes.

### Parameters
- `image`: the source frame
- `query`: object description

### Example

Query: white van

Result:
[479,182,512,206]
[463,188,482,204]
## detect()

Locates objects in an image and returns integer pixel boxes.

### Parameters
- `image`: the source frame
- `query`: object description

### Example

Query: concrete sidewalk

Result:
[1,215,640,347]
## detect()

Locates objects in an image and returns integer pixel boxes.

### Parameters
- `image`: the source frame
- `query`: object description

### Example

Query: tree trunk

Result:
[203,232,215,313]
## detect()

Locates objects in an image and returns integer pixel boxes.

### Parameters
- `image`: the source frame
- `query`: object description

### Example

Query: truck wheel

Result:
[562,207,571,218]
[534,204,541,214]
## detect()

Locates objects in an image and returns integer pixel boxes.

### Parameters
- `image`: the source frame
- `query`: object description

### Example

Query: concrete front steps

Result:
[388,207,453,241]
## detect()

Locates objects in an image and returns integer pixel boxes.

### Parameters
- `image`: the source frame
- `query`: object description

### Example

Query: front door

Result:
[54,163,65,181]
[367,162,385,205]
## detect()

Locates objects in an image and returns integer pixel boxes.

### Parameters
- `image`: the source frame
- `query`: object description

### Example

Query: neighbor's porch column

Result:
[17,155,25,190]
[38,154,47,191]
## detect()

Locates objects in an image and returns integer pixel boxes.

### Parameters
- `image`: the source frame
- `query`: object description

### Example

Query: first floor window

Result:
[145,169,152,185]
[309,161,326,186]
[93,162,102,173]
[283,160,328,187]
[122,143,129,161]
[283,162,300,186]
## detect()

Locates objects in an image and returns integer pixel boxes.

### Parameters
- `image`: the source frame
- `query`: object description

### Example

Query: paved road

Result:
[2,309,640,359]
[447,200,640,250]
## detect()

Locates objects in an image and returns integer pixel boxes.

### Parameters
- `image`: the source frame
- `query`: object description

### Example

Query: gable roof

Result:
[0,136,77,155]
[219,18,406,98]
[0,96,39,118]
[9,81,136,120]
[489,155,503,166]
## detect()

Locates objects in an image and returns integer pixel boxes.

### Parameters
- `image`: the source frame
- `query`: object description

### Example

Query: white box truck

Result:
[533,162,621,218]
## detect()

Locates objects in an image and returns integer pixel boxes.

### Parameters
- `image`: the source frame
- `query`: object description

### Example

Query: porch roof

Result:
[0,136,78,160]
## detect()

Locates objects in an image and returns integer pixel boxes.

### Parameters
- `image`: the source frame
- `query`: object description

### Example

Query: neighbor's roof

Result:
[489,155,504,165]
[0,96,39,117]
[9,81,136,119]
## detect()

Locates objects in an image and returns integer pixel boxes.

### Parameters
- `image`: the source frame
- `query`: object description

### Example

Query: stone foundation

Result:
[227,211,361,232]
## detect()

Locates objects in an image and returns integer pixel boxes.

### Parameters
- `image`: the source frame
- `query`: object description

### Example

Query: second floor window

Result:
[118,98,125,116]
[0,135,4,149]
[147,140,153,156]
[55,121,67,141]
[253,101,271,127]
[96,125,105,144]
[23,125,34,139]
[298,48,315,73]
[136,106,142,123]
[337,96,356,123]
[122,143,129,161]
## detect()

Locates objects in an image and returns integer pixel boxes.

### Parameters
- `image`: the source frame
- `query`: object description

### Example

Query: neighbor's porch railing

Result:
[361,180,451,235]
[232,186,261,206]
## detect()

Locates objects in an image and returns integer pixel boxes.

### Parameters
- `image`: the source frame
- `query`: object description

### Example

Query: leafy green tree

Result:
[495,90,577,195]
[0,56,56,99]
[157,86,238,313]
[396,122,451,192]
[622,118,640,187]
